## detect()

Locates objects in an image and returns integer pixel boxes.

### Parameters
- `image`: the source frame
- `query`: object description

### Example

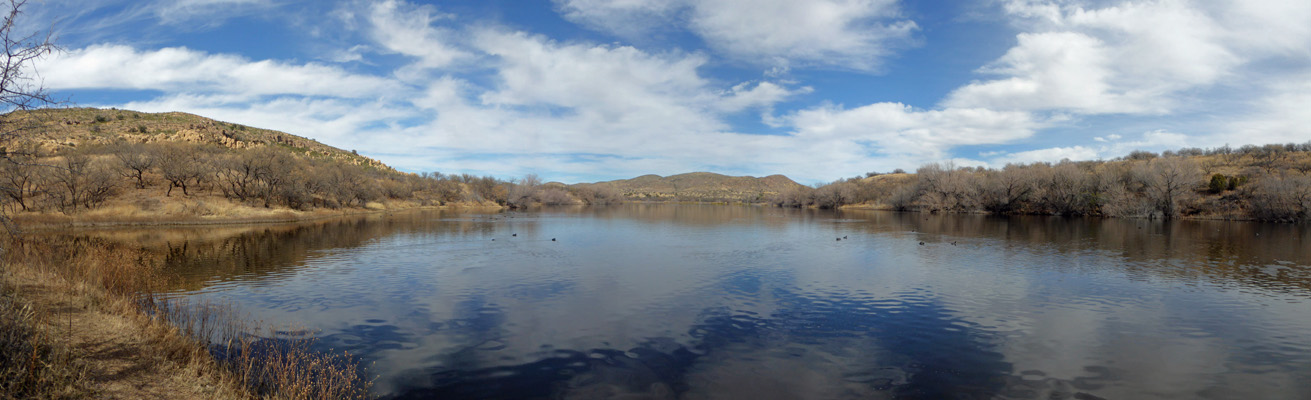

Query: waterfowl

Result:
[552,238,557,241]
[919,241,925,245]
[512,233,517,237]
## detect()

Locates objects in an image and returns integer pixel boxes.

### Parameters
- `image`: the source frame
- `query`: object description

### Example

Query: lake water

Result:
[115,205,1311,399]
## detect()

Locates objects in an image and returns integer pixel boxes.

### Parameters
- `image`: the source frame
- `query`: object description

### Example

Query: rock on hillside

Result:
[575,172,805,203]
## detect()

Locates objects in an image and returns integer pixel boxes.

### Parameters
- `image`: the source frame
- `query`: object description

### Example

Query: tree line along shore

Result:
[1,108,1309,225]
[774,143,1311,223]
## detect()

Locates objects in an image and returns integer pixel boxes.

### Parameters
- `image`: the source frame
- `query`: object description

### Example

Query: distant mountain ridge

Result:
[573,172,804,203]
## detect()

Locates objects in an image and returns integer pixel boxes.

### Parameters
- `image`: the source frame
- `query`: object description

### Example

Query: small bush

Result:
[1209,174,1227,193]
[93,114,109,123]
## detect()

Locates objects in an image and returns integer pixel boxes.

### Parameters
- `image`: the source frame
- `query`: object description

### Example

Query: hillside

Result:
[2,107,389,169]
[0,108,514,225]
[574,172,805,203]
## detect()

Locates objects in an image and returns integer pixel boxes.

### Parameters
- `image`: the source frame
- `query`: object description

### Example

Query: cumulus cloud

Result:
[988,145,1099,165]
[1216,73,1311,147]
[780,103,1041,174]
[37,44,402,99]
[554,0,918,71]
[120,94,412,146]
[37,0,1311,183]
[365,0,472,72]
[947,0,1238,114]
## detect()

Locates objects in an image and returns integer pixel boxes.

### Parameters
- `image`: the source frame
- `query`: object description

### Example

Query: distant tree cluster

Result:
[774,141,1311,223]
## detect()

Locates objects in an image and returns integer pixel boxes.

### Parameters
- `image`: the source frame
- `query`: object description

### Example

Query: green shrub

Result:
[1209,174,1227,193]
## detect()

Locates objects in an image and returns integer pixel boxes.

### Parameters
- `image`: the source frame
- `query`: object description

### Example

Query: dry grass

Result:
[0,280,92,399]
[2,237,374,399]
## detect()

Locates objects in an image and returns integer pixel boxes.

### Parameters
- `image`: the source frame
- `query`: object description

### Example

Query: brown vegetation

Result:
[1,236,373,399]
[574,172,804,203]
[0,108,530,225]
[781,143,1311,222]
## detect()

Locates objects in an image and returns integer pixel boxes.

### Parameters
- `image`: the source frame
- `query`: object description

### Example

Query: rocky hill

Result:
[2,107,390,170]
[574,172,805,203]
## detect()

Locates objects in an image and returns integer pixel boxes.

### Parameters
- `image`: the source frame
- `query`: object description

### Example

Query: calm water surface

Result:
[117,205,1311,399]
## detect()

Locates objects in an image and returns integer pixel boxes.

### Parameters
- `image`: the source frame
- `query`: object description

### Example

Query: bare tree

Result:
[251,147,294,207]
[1135,157,1202,218]
[0,0,57,139]
[0,152,37,210]
[47,152,116,213]
[0,0,58,232]
[508,174,541,208]
[156,143,208,196]
[215,150,263,202]
[979,164,1035,214]
[112,142,156,189]
[915,162,978,212]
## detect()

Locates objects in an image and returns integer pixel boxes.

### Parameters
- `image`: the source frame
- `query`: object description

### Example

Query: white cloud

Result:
[687,0,917,70]
[1217,73,1311,147]
[365,0,471,72]
[787,103,1038,152]
[782,103,1041,175]
[153,0,272,24]
[119,94,413,147]
[1096,129,1191,157]
[554,0,918,71]
[37,44,402,99]
[41,0,1311,183]
[948,0,1238,114]
[1218,0,1311,58]
[990,145,1099,165]
[553,0,683,37]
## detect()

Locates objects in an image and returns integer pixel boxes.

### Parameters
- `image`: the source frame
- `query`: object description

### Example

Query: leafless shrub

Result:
[0,154,42,212]
[1249,173,1311,222]
[535,187,577,205]
[1135,157,1202,218]
[45,152,117,213]
[978,164,1035,213]
[914,162,978,212]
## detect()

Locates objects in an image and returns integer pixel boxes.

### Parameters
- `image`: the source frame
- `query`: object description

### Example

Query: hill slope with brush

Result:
[574,172,805,203]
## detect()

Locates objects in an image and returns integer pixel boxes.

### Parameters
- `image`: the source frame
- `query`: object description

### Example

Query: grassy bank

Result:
[0,237,373,399]
[9,198,502,232]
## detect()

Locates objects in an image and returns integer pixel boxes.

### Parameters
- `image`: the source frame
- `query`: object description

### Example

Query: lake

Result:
[105,205,1311,399]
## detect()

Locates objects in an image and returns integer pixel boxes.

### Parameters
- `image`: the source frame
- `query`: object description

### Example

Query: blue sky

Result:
[23,0,1311,183]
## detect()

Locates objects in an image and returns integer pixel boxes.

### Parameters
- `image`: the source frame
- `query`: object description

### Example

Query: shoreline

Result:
[0,235,374,399]
[7,200,1289,234]
[11,202,506,232]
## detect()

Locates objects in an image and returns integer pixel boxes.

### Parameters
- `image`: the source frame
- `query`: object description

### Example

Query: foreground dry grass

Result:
[0,237,373,399]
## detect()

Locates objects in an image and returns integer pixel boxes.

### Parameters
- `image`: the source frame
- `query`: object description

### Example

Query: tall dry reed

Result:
[0,280,92,399]
[4,237,373,399]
